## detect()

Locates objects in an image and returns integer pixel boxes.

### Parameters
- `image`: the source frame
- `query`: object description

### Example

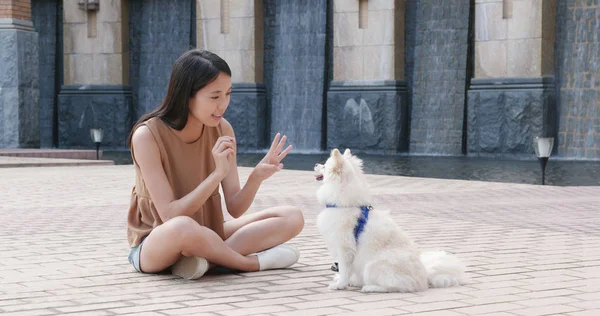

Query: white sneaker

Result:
[171,256,209,280]
[278,244,300,258]
[255,244,300,271]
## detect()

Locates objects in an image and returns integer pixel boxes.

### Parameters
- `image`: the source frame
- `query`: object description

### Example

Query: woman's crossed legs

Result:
[137,205,304,277]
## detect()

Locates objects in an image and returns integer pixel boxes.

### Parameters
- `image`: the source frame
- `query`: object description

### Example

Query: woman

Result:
[126,49,304,279]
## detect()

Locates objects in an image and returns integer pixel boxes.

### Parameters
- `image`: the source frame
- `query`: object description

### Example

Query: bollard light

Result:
[533,137,554,185]
[90,128,104,160]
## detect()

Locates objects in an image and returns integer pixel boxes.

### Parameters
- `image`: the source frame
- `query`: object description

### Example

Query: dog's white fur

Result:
[315,148,466,292]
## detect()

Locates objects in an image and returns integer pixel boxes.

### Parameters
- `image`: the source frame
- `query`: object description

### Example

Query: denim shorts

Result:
[128,236,147,273]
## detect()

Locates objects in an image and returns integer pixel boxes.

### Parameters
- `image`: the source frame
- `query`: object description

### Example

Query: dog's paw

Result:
[361,285,388,293]
[328,280,348,290]
[333,273,361,287]
[349,274,362,287]
[429,276,461,288]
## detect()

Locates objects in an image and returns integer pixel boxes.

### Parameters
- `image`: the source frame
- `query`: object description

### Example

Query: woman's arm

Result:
[131,125,233,222]
[219,119,262,218]
[219,119,292,219]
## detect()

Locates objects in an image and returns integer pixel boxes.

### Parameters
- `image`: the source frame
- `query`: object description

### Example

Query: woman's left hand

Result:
[252,133,292,182]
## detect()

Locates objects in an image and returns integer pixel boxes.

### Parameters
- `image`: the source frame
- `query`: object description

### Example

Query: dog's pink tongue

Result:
[315,174,323,181]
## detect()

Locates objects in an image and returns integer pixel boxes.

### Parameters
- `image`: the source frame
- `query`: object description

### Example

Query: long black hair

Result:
[127,49,232,147]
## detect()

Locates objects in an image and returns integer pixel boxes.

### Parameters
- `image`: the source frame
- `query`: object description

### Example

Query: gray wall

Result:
[31,0,62,148]
[554,1,600,159]
[264,0,328,152]
[12,0,600,160]
[57,86,132,149]
[467,78,556,157]
[0,24,40,148]
[129,0,195,119]
[405,0,471,155]
[326,81,409,153]
[227,84,268,151]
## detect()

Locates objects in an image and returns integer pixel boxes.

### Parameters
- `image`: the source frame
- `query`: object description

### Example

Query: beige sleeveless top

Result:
[126,117,225,247]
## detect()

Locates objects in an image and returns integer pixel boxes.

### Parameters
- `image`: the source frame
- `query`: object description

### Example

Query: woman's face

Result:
[189,72,232,127]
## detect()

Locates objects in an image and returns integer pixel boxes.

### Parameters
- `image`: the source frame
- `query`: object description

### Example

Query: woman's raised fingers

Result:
[269,133,281,153]
[277,144,293,161]
[274,135,287,154]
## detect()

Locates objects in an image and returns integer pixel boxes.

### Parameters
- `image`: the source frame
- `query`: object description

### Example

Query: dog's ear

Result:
[331,148,342,158]
[343,148,352,157]
[331,149,344,174]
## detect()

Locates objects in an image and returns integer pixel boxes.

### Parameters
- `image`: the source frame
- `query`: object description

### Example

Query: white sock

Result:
[255,244,299,271]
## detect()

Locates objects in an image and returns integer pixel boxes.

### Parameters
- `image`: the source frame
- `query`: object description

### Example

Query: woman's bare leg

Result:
[138,205,304,273]
[224,205,304,255]
[139,216,259,273]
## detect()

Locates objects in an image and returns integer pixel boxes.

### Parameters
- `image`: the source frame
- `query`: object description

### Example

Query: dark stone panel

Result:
[226,83,268,151]
[467,78,557,158]
[57,85,133,149]
[0,28,40,148]
[405,0,471,155]
[264,0,327,151]
[554,1,600,160]
[32,0,62,148]
[129,0,194,119]
[0,87,18,147]
[0,31,18,87]
[19,85,41,148]
[326,81,409,153]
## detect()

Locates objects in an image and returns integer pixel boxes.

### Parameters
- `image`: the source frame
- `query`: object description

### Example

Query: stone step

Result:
[0,148,102,160]
[0,156,114,168]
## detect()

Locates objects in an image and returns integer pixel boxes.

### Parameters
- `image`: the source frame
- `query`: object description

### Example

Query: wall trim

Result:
[328,80,408,92]
[0,18,35,32]
[59,85,132,95]
[469,77,555,90]
[231,83,266,94]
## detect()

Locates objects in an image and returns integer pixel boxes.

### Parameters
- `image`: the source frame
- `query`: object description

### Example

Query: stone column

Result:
[326,0,408,153]
[57,0,132,149]
[554,1,600,160]
[467,0,557,157]
[32,0,63,149]
[197,0,266,151]
[262,0,328,152]
[0,0,40,148]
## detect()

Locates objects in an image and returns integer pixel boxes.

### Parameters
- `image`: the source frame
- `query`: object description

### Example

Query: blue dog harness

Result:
[326,204,372,243]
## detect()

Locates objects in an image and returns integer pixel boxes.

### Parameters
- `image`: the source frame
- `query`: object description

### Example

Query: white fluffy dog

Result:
[314,148,466,293]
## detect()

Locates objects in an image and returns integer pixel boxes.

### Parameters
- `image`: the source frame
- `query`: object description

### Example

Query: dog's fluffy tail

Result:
[420,250,466,288]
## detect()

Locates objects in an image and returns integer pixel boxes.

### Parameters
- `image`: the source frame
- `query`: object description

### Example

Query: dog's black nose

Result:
[315,163,319,168]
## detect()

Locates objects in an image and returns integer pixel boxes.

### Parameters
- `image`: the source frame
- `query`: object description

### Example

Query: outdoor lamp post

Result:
[533,136,554,185]
[90,128,104,160]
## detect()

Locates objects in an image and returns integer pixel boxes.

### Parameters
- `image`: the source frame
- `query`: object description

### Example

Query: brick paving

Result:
[0,156,113,168]
[0,149,102,160]
[1,164,599,315]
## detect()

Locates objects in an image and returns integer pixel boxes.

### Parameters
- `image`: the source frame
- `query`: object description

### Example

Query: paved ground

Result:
[1,164,599,316]
[0,149,102,160]
[0,156,113,168]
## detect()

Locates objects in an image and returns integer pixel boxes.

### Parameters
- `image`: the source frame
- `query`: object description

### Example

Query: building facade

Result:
[1,0,598,160]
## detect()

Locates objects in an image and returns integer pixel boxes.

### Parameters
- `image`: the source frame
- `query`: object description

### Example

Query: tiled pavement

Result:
[0,149,101,160]
[0,156,113,168]
[1,164,599,316]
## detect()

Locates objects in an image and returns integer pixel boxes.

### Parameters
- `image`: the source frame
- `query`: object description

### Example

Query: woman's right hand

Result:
[212,136,235,179]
